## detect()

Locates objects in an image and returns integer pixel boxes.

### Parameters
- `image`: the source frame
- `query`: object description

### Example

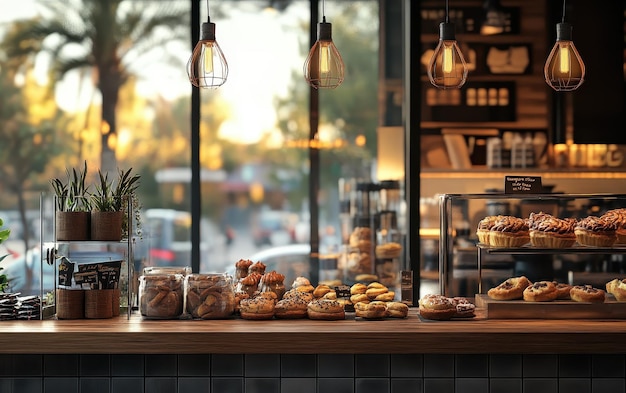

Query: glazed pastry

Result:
[601,209,626,244]
[553,282,573,300]
[476,215,504,245]
[523,281,558,302]
[248,261,267,275]
[282,288,314,303]
[418,294,457,320]
[374,291,395,302]
[574,216,617,247]
[307,299,346,320]
[448,297,476,318]
[570,285,606,303]
[375,242,402,259]
[489,216,530,247]
[274,297,308,319]
[239,296,275,320]
[385,301,409,318]
[292,277,314,293]
[313,284,333,298]
[236,272,262,296]
[529,214,577,248]
[487,276,531,301]
[354,300,388,319]
[234,259,253,280]
[350,293,369,304]
[365,282,389,300]
[350,283,367,295]
[258,271,286,300]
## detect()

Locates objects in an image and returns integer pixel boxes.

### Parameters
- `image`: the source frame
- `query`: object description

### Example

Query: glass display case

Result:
[438,192,626,298]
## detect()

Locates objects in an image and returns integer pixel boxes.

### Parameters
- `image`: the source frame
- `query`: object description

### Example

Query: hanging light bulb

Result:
[427,0,468,89]
[480,0,507,35]
[544,0,585,91]
[187,0,228,89]
[303,0,345,89]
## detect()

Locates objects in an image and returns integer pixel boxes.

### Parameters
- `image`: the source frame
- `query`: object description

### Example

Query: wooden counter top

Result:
[1,310,626,354]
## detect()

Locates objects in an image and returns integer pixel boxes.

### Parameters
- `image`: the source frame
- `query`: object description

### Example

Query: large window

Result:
[0,0,391,297]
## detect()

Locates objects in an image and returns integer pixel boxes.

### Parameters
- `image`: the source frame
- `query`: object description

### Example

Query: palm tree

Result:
[3,0,189,174]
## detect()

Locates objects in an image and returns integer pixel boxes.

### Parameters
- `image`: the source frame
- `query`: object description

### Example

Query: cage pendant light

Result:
[544,0,585,92]
[427,0,468,89]
[303,0,345,89]
[187,0,229,89]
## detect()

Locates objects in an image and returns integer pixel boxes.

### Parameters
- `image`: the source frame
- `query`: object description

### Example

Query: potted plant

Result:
[50,161,91,240]
[0,219,11,292]
[91,167,141,241]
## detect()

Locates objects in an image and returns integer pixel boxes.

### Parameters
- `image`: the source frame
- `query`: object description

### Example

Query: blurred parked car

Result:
[139,209,223,270]
[251,209,298,247]
[1,248,54,296]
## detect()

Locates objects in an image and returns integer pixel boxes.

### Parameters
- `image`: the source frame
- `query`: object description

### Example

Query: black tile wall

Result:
[0,353,623,393]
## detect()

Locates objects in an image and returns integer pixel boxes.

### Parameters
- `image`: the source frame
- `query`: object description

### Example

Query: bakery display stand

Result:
[40,194,134,320]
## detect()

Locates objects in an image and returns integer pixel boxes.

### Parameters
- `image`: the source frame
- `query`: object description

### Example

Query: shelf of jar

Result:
[420,168,626,179]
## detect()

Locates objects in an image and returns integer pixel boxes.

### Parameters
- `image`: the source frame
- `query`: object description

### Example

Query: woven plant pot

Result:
[90,211,124,241]
[56,211,90,241]
[85,289,114,319]
[56,288,85,319]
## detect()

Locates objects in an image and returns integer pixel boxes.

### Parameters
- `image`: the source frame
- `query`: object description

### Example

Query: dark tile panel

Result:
[318,355,354,378]
[281,377,317,393]
[317,377,354,393]
[43,355,78,376]
[490,378,522,393]
[178,377,210,393]
[145,354,177,376]
[355,354,389,377]
[391,378,422,393]
[212,377,244,393]
[559,355,591,378]
[145,377,178,393]
[110,354,144,376]
[591,354,625,378]
[423,378,454,393]
[522,378,558,393]
[5,355,43,377]
[592,378,626,393]
[391,354,423,378]
[281,354,316,377]
[0,378,11,393]
[490,355,522,378]
[356,378,389,393]
[456,354,488,377]
[212,354,244,376]
[79,354,110,376]
[455,377,489,393]
[245,377,280,393]
[523,355,558,378]
[558,378,591,393]
[111,377,144,393]
[245,354,280,377]
[43,377,78,393]
[424,355,454,378]
[79,377,110,393]
[178,354,211,376]
[13,377,43,393]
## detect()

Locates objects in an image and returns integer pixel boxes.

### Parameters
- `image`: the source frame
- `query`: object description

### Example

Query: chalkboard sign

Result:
[57,258,75,287]
[76,261,122,289]
[504,176,542,194]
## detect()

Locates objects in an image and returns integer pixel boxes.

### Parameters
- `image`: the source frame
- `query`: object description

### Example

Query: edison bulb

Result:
[544,22,585,92]
[427,22,468,89]
[304,19,345,89]
[187,21,229,89]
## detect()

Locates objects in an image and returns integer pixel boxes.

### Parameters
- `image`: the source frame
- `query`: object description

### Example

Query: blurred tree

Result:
[2,0,189,175]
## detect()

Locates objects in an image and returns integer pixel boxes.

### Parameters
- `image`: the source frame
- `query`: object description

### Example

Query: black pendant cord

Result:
[445,0,449,23]
[561,0,566,23]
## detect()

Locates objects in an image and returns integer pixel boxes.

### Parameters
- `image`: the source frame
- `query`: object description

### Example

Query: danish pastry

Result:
[354,300,388,319]
[553,282,572,300]
[523,281,558,302]
[274,297,308,319]
[239,296,275,320]
[448,297,476,318]
[385,301,409,318]
[487,276,531,301]
[307,299,345,320]
[570,285,606,303]
[606,278,626,301]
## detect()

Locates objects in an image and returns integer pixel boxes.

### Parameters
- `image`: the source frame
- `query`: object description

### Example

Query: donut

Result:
[385,301,409,318]
[553,282,573,300]
[418,294,457,320]
[307,299,345,320]
[354,301,388,319]
[274,297,308,319]
[570,285,606,303]
[239,297,275,320]
[487,276,531,301]
[523,281,558,302]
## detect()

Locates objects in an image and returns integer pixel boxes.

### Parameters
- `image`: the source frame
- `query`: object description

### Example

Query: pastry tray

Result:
[475,294,626,319]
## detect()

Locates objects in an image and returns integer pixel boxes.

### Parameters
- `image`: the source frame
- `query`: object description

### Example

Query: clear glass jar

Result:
[139,273,184,319]
[185,273,235,319]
